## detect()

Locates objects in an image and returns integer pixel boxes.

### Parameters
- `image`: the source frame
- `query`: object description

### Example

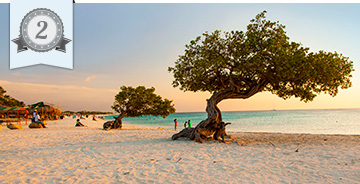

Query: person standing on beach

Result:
[188,120,191,128]
[174,119,177,130]
[184,121,187,128]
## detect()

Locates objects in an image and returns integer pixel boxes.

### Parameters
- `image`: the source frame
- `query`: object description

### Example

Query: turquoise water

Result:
[105,109,360,135]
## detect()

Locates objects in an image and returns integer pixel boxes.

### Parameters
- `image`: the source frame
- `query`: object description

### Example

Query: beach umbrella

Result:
[0,106,11,111]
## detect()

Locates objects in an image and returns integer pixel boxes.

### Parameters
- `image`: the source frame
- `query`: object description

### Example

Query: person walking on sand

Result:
[188,120,191,128]
[174,119,178,130]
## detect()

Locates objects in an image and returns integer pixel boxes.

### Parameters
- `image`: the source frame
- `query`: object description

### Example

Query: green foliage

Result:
[0,86,25,107]
[168,10,353,102]
[112,86,176,118]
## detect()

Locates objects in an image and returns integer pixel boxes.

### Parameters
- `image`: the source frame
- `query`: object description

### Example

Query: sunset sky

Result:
[0,3,359,112]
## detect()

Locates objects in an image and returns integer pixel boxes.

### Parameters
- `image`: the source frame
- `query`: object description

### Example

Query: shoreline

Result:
[3,118,360,137]
[106,109,360,136]
[117,121,360,137]
[1,117,359,183]
[3,118,360,140]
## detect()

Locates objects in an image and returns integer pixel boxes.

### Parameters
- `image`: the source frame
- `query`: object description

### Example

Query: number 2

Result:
[36,21,48,39]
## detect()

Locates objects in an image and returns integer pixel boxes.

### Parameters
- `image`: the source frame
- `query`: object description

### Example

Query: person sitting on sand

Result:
[75,119,86,127]
[92,115,96,121]
[34,110,47,128]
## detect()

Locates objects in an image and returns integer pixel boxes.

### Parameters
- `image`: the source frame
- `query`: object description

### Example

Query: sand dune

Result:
[0,117,359,183]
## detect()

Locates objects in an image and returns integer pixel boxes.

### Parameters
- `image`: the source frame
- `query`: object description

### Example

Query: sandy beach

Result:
[1,117,359,183]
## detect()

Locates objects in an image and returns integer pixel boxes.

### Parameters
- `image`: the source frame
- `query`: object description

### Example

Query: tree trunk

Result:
[171,90,231,142]
[191,90,231,142]
[114,112,127,129]
[103,112,127,130]
[172,79,267,143]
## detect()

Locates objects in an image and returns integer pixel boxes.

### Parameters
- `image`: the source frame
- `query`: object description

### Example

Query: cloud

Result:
[12,72,22,77]
[0,80,118,111]
[84,75,96,82]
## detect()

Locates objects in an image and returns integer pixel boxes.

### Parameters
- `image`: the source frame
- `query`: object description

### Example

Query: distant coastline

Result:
[170,107,360,114]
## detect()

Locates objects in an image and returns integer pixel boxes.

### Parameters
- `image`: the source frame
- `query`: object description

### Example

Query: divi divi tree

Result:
[169,11,354,143]
[105,86,176,130]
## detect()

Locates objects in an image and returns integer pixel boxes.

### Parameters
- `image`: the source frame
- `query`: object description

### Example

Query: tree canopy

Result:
[111,86,175,118]
[168,10,353,103]
[0,86,25,107]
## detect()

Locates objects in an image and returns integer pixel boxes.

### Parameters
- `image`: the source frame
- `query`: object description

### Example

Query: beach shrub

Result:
[0,86,25,107]
[169,10,354,143]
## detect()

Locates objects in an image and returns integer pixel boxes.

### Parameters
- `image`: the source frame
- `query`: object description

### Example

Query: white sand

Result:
[0,117,359,183]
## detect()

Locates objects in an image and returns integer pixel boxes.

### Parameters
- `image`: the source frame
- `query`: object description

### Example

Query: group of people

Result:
[184,120,191,128]
[173,119,192,130]
[72,114,98,121]
[32,110,89,128]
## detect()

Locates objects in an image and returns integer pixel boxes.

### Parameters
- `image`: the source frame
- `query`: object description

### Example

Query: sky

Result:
[0,3,360,112]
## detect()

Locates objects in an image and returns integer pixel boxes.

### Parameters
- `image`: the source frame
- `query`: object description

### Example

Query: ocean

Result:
[105,109,360,135]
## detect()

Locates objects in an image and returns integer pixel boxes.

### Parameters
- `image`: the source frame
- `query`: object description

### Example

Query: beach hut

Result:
[29,102,62,120]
